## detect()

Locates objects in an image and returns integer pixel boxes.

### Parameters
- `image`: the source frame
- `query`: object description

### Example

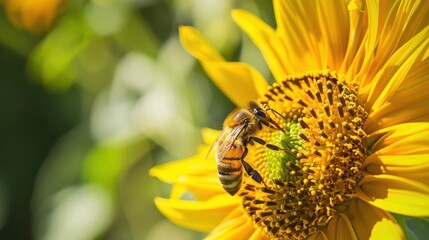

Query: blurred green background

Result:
[0,0,273,239]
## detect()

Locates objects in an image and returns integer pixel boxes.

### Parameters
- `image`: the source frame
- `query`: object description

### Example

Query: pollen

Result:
[241,70,368,239]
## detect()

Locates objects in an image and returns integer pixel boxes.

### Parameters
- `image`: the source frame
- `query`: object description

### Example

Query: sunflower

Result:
[150,0,429,239]
[4,0,63,34]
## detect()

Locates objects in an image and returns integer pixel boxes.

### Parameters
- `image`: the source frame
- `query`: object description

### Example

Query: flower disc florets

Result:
[240,70,368,239]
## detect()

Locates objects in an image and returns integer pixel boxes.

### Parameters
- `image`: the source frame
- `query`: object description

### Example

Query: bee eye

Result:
[249,100,266,118]
[254,109,267,118]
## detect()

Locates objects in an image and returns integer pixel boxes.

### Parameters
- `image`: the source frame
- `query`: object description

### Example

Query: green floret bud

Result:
[265,122,303,181]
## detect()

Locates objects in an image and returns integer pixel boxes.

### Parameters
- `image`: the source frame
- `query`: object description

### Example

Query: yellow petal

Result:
[358,1,429,91]
[154,195,239,232]
[150,127,233,200]
[273,0,364,76]
[341,0,367,76]
[364,153,429,186]
[362,0,380,71]
[204,207,255,240]
[179,26,268,107]
[338,0,368,84]
[170,184,187,200]
[365,26,429,114]
[179,26,224,62]
[249,229,267,240]
[179,175,227,201]
[348,199,405,240]
[368,122,429,155]
[149,146,215,182]
[201,61,268,107]
[351,0,381,97]
[232,9,288,81]
[314,0,349,71]
[326,214,357,240]
[364,60,429,131]
[273,0,322,73]
[202,128,222,145]
[149,147,225,200]
[357,174,429,216]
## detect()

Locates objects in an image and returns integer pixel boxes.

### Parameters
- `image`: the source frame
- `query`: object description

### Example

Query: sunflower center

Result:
[240,70,368,239]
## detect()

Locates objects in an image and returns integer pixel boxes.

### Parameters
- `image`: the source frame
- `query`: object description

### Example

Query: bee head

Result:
[249,100,268,119]
[232,109,252,125]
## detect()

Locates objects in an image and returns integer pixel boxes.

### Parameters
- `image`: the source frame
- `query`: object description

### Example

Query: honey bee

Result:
[207,101,285,195]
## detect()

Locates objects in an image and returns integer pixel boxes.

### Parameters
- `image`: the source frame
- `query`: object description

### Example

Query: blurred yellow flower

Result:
[4,0,63,34]
[151,0,429,239]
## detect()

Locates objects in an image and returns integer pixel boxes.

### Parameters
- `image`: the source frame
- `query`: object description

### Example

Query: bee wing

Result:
[205,128,232,161]
[214,124,246,163]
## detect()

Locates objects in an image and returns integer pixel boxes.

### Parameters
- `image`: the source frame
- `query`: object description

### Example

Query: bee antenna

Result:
[269,108,287,120]
[259,104,287,134]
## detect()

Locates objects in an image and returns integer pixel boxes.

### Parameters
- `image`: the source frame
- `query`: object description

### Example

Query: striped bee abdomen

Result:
[217,144,244,195]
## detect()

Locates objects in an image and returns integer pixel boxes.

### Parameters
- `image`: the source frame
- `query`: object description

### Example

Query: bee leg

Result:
[242,160,263,183]
[259,119,270,127]
[258,121,263,130]
[240,146,263,183]
[241,146,248,159]
[248,136,265,145]
[248,136,290,151]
